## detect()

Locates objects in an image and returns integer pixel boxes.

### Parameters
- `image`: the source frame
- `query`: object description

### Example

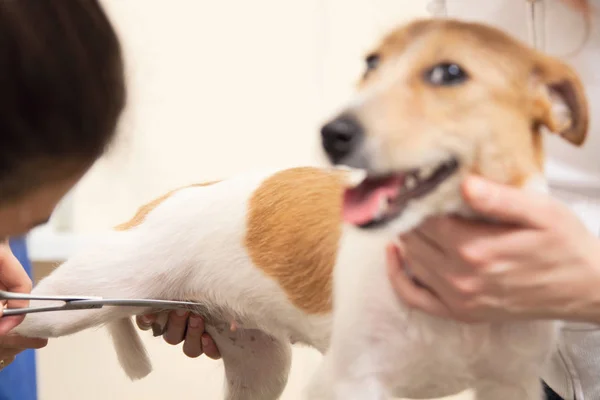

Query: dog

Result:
[14,18,588,400]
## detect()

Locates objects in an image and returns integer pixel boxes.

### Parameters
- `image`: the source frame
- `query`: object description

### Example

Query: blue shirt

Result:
[0,238,38,400]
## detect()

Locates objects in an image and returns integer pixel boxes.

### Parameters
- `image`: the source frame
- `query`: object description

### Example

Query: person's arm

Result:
[0,241,47,369]
[387,175,600,323]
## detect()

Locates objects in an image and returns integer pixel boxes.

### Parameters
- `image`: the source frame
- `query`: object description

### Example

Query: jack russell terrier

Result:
[14,18,588,400]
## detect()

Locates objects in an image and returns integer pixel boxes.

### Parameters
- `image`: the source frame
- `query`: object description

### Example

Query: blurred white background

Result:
[27,1,472,399]
[62,0,430,235]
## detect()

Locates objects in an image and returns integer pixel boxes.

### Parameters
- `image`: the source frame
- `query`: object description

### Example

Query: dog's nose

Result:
[321,116,364,164]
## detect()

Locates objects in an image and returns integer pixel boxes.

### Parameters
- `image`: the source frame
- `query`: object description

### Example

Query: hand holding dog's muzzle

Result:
[389,175,600,324]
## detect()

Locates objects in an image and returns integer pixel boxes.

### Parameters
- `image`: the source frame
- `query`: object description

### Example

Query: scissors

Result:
[0,290,202,317]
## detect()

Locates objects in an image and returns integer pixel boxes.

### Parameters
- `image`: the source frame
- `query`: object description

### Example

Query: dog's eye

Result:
[425,63,468,86]
[365,54,380,72]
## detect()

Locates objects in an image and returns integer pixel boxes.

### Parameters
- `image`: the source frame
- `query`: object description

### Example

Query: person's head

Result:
[0,0,126,238]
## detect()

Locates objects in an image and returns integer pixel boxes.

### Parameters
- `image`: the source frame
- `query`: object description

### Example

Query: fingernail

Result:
[175,309,187,317]
[140,315,152,326]
[189,316,200,328]
[152,323,163,337]
[201,336,209,348]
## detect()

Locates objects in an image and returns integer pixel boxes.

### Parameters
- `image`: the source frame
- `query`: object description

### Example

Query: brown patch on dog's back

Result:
[244,167,345,314]
[115,181,221,231]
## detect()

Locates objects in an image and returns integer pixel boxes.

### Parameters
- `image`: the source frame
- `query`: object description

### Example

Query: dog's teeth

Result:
[374,196,388,220]
[337,167,367,188]
[419,165,436,180]
[405,175,418,190]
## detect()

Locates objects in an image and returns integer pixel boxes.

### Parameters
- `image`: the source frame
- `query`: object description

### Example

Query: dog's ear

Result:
[531,56,589,146]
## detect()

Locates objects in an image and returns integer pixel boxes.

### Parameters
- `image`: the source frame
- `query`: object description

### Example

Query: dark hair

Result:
[0,0,126,203]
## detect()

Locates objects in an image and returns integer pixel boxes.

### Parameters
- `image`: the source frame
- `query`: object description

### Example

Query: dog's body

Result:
[15,167,555,400]
[15,19,590,400]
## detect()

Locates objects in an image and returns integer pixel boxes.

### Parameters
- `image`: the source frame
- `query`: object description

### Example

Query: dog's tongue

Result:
[343,175,404,225]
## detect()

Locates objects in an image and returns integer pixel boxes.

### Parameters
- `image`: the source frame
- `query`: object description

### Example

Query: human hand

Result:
[0,241,48,370]
[136,312,221,359]
[0,240,32,334]
[387,175,600,323]
[0,334,47,371]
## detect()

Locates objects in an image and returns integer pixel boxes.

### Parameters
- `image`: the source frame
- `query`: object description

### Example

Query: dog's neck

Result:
[522,173,549,195]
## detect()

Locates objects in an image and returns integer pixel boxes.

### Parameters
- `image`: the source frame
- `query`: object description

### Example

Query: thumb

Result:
[461,175,551,228]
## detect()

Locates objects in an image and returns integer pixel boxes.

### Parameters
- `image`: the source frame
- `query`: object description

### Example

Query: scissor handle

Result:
[0,289,100,302]
[2,303,103,317]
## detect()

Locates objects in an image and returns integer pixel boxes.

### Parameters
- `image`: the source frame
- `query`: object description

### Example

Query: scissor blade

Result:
[1,298,203,317]
[64,298,203,310]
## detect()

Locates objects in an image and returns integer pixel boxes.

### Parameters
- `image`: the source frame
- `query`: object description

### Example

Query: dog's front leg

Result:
[307,297,388,398]
[306,352,386,400]
[331,372,387,400]
[334,378,387,400]
[309,230,392,400]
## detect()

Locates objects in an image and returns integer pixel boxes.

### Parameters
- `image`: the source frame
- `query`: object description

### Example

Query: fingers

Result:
[386,244,451,319]
[153,312,170,336]
[138,312,221,359]
[0,356,16,370]
[201,333,221,360]
[179,315,221,359]
[0,244,31,295]
[182,315,205,358]
[0,348,26,360]
[0,334,47,350]
[416,215,507,253]
[461,175,553,228]
[163,310,189,345]
[136,313,170,338]
[0,244,32,334]
[401,233,453,297]
[135,314,155,331]
[0,315,25,336]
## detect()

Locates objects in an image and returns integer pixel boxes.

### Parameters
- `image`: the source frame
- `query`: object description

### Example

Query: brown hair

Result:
[0,0,126,203]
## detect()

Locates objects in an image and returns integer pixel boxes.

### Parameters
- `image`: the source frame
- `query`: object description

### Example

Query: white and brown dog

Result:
[14,18,588,400]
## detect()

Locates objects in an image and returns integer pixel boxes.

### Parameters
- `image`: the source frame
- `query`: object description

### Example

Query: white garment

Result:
[427,1,600,399]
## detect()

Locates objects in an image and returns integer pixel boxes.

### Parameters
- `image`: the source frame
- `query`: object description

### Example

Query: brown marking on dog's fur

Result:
[115,181,221,231]
[531,130,545,172]
[244,167,346,314]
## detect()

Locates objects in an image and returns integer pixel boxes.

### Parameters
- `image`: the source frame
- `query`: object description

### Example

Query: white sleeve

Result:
[426,0,448,17]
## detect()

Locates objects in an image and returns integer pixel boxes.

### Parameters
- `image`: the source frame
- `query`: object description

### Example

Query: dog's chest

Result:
[370,313,484,392]
[370,310,556,397]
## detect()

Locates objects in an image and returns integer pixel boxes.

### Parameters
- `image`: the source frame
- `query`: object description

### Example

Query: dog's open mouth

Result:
[343,158,459,228]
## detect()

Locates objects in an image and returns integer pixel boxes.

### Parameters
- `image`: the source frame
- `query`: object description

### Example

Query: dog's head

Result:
[321,19,588,231]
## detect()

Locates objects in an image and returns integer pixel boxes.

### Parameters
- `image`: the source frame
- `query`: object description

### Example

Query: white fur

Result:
[306,174,557,400]
[15,170,332,396]
[14,169,557,399]
[12,19,563,396]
